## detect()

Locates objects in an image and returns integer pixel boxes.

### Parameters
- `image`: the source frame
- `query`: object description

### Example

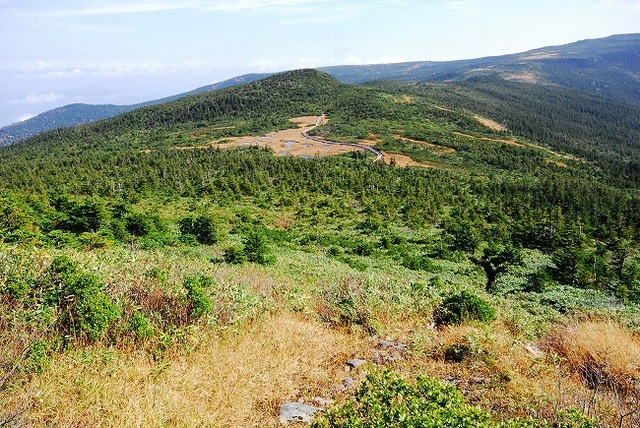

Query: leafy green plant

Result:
[127,310,155,339]
[314,370,501,428]
[46,256,120,341]
[183,274,213,319]
[179,214,218,245]
[314,370,594,428]
[435,290,496,325]
[242,230,275,265]
[223,245,247,264]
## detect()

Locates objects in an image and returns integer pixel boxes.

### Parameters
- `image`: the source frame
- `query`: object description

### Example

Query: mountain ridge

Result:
[1,33,638,145]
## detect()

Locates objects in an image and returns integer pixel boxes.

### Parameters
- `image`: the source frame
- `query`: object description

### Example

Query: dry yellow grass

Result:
[15,313,366,427]
[544,321,640,393]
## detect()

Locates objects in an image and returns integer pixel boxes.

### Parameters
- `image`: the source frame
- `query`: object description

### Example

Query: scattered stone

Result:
[343,377,355,388]
[524,343,545,359]
[470,376,489,384]
[279,402,321,424]
[379,340,395,349]
[347,358,366,368]
[376,339,408,353]
[312,397,335,408]
[443,376,462,385]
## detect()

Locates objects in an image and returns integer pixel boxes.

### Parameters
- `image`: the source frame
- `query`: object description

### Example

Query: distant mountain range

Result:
[1,33,638,146]
[0,74,270,146]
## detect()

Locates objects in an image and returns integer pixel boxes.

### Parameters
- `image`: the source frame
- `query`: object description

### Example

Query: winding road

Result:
[301,115,383,163]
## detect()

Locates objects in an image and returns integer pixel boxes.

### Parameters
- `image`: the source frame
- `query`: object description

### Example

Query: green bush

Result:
[435,290,496,325]
[402,254,441,272]
[223,245,247,264]
[183,274,213,319]
[314,370,594,428]
[74,289,121,341]
[127,310,155,339]
[242,231,275,265]
[125,212,157,237]
[179,214,218,245]
[314,370,493,428]
[46,256,120,341]
[26,339,51,374]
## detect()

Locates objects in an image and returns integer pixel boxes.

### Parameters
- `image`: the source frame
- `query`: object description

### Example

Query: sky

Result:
[1,0,639,128]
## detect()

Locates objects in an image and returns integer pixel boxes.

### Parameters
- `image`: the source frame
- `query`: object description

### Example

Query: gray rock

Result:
[524,343,545,359]
[279,402,321,424]
[343,377,355,388]
[346,358,366,368]
[379,340,395,349]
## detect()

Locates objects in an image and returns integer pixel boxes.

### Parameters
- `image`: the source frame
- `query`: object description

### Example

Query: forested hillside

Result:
[2,69,639,427]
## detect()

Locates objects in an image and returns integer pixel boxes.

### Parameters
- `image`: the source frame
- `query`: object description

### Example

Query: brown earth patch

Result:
[502,72,538,84]
[453,132,584,163]
[175,116,359,158]
[434,105,456,113]
[453,132,525,147]
[473,115,507,132]
[519,52,559,60]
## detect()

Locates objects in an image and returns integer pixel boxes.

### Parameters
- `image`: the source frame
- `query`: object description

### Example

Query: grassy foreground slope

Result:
[1,70,640,427]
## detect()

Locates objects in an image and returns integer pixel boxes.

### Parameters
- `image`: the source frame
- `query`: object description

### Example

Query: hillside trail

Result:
[301,114,383,162]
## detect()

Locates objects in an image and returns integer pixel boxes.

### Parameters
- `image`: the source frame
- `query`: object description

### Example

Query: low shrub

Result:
[435,290,496,325]
[313,369,592,428]
[179,214,218,245]
[46,256,120,341]
[127,310,155,339]
[242,230,275,265]
[183,274,214,319]
[223,245,247,264]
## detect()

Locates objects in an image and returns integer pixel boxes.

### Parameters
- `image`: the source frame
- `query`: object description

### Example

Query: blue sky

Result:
[1,0,639,127]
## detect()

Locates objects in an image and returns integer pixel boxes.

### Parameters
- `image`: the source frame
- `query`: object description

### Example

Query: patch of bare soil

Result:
[473,115,507,132]
[433,105,456,113]
[358,135,451,168]
[382,152,440,168]
[453,132,526,147]
[519,52,559,60]
[185,116,360,158]
[502,72,538,84]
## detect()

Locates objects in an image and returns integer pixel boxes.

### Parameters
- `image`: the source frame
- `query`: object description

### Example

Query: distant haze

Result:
[1,0,639,127]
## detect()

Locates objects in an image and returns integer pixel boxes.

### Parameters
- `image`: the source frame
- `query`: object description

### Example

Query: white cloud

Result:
[43,0,326,16]
[14,92,63,105]
[604,0,640,10]
[445,0,482,14]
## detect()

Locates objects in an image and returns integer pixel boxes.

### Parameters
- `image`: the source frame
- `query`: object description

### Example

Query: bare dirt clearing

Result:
[177,116,439,168]
[473,115,507,132]
[195,116,360,158]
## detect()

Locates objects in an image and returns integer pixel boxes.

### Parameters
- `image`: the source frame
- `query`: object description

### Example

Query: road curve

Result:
[301,115,383,163]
